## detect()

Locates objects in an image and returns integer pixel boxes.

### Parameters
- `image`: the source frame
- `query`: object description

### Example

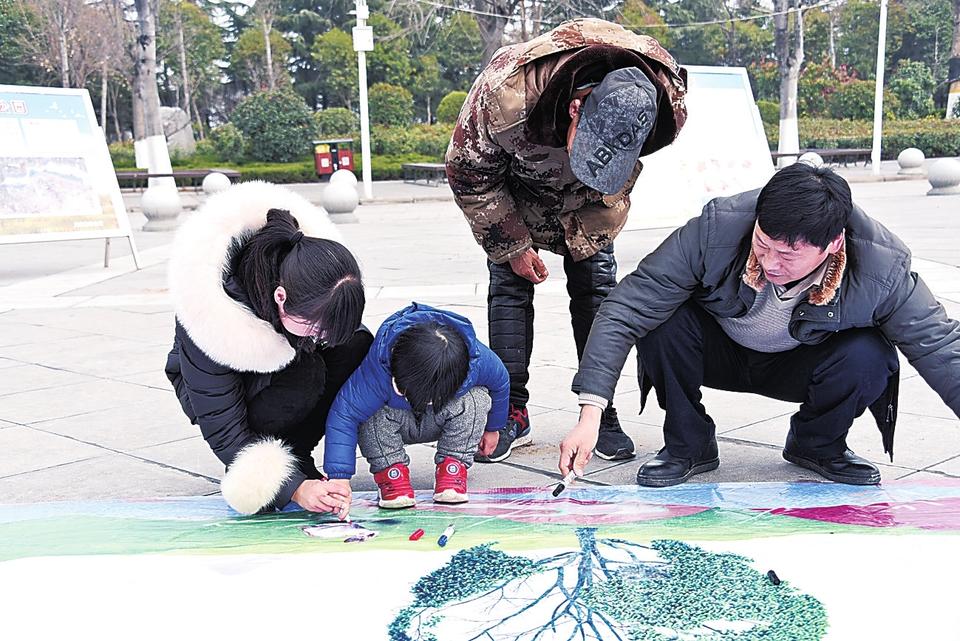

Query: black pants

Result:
[487,244,617,407]
[246,329,373,477]
[636,302,898,459]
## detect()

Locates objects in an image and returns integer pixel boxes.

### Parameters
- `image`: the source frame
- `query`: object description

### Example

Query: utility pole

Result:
[870,0,888,175]
[352,0,374,199]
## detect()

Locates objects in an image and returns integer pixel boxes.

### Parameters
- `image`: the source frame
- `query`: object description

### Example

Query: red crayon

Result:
[409,528,425,541]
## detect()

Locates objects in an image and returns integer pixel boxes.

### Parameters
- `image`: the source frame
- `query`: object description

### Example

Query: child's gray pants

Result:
[357,387,491,473]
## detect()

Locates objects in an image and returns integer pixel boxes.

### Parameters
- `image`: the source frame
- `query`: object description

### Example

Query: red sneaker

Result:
[373,463,415,509]
[433,457,469,504]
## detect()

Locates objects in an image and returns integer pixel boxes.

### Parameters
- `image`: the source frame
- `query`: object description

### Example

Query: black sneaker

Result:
[593,406,636,460]
[475,405,532,463]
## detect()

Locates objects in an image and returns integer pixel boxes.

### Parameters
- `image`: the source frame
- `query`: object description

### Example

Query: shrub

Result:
[210,123,246,163]
[887,60,937,119]
[315,107,358,137]
[230,89,316,162]
[953,101,960,119]
[371,124,453,157]
[369,82,414,126]
[748,62,779,102]
[764,118,960,159]
[109,142,136,169]
[826,80,899,120]
[757,100,780,126]
[437,91,468,123]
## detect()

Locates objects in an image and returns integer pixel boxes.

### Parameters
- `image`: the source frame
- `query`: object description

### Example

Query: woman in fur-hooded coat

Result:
[165,181,372,515]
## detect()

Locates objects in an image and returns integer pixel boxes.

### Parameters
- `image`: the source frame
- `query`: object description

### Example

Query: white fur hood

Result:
[168,181,342,373]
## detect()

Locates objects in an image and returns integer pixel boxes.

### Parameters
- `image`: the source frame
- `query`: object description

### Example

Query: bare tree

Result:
[254,0,281,90]
[774,0,805,163]
[17,0,91,88]
[473,0,520,66]
[949,0,960,117]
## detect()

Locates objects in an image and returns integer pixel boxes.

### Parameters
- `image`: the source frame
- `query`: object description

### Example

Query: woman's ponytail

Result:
[236,208,301,331]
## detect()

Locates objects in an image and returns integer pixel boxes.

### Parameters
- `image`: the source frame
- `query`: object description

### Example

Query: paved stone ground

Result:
[1,167,959,505]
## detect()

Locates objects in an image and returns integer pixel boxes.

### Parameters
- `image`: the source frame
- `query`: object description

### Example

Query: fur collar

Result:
[742,235,847,306]
[168,181,342,373]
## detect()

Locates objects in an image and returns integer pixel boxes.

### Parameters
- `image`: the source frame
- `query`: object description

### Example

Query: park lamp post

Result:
[352,0,374,199]
[870,0,888,176]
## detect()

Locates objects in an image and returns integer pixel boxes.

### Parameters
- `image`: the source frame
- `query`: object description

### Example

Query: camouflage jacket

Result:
[445,18,688,263]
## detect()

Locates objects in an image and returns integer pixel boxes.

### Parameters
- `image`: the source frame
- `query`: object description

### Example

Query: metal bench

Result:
[402,162,447,187]
[771,148,872,167]
[115,169,241,191]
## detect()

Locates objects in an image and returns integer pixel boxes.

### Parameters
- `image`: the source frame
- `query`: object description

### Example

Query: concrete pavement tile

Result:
[896,375,956,420]
[113,368,175,390]
[0,364,97,397]
[0,453,219,503]
[0,426,106,478]
[30,403,194,452]
[131,436,224,481]
[0,323,93,348]
[0,339,171,379]
[845,412,960,471]
[928,454,960,477]
[0,379,173,424]
[890,469,959,481]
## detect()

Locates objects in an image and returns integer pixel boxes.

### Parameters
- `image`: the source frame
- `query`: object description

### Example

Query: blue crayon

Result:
[437,523,456,547]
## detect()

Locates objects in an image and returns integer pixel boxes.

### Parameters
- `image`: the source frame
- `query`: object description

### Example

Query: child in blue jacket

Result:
[324,303,510,508]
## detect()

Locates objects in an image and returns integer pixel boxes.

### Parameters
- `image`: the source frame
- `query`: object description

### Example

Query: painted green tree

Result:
[389,528,827,641]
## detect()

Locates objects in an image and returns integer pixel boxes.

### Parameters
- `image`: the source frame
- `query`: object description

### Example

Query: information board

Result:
[0,85,139,266]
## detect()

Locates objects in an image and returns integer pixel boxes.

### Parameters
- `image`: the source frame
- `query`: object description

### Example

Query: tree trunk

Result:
[263,19,275,90]
[774,0,804,166]
[474,1,511,67]
[426,94,432,124]
[135,0,163,138]
[58,29,70,87]
[132,64,145,141]
[519,0,528,42]
[192,95,205,140]
[176,5,193,127]
[948,0,960,118]
[110,84,122,141]
[100,62,108,132]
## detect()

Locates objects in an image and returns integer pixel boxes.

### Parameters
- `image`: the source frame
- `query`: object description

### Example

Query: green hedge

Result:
[764,118,960,159]
[111,152,441,183]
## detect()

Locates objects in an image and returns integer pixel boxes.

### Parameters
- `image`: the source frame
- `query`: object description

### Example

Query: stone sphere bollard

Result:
[202,172,231,195]
[329,168,358,187]
[140,184,183,231]
[897,148,925,175]
[322,178,360,224]
[926,159,960,196]
[798,152,824,168]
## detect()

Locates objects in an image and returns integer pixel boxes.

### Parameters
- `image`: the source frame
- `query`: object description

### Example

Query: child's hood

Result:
[373,302,482,380]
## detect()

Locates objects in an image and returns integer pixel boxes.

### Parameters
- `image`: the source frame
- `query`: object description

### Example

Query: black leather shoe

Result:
[636,440,720,487]
[594,406,636,461]
[782,444,881,485]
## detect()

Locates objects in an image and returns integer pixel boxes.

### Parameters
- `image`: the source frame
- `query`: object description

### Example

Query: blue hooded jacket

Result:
[323,303,510,479]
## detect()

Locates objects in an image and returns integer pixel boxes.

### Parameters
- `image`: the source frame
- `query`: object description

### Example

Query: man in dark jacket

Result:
[446,18,688,463]
[559,163,960,486]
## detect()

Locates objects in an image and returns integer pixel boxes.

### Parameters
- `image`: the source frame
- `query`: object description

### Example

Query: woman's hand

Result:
[292,479,352,519]
[479,430,501,456]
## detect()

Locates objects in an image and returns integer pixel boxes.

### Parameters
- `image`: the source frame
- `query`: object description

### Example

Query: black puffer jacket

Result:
[576,189,960,457]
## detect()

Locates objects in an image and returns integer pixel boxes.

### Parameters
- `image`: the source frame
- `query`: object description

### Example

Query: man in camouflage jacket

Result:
[445,18,687,463]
